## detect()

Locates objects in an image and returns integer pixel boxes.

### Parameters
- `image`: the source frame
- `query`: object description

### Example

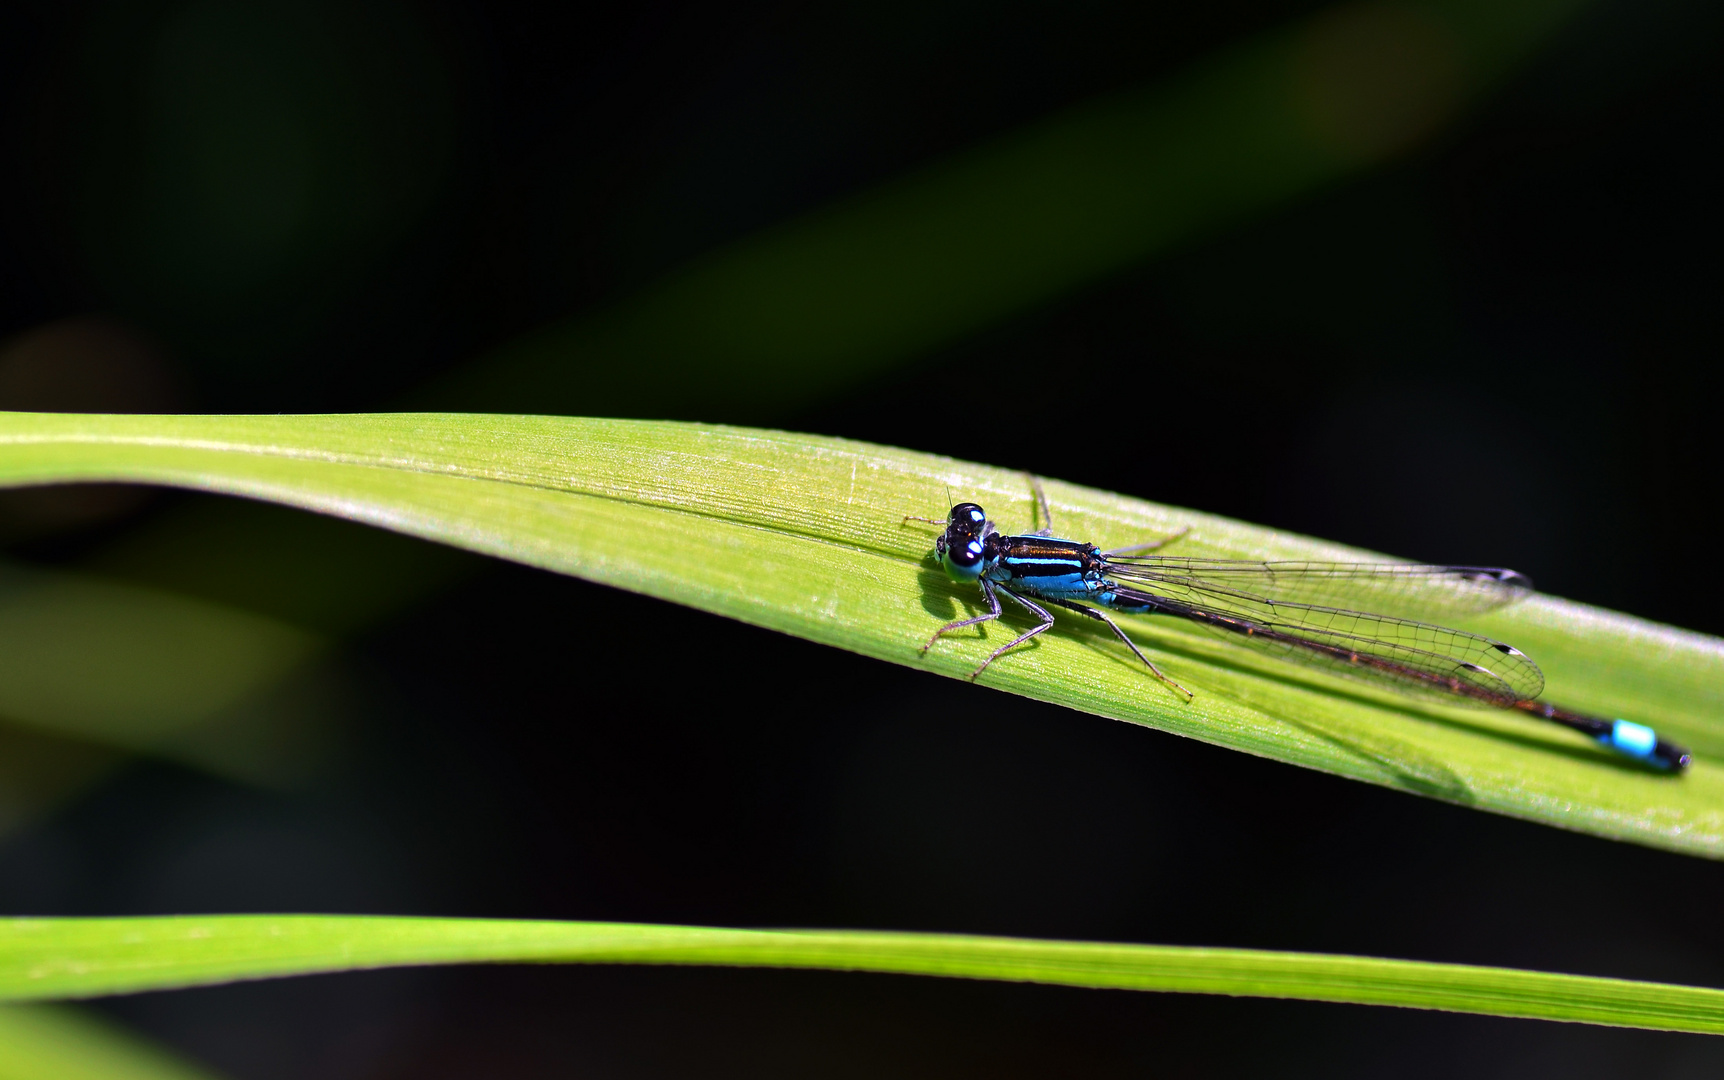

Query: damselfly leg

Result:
[1103,527,1191,556]
[1030,476,1055,536]
[1046,598,1193,699]
[919,577,1004,654]
[970,585,1058,680]
[920,581,1063,682]
[1030,475,1189,553]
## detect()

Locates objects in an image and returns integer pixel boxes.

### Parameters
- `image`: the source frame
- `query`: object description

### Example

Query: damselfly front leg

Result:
[920,576,1004,654]
[968,585,1058,680]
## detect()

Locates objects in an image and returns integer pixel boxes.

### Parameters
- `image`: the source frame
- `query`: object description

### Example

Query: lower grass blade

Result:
[1,915,1720,1034]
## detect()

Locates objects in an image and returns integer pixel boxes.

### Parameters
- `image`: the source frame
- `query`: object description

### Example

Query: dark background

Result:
[2,0,1723,1076]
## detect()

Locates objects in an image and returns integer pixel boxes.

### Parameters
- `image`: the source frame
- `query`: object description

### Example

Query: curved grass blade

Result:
[2,915,1722,1035]
[1,411,1721,855]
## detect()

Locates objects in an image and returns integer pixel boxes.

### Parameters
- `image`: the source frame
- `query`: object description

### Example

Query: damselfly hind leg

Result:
[1103,526,1192,557]
[1049,599,1193,700]
[920,578,1004,653]
[1028,474,1191,555]
[1028,474,1055,536]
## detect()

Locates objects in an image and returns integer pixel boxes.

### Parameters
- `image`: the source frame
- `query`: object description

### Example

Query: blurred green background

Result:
[2,0,1723,1076]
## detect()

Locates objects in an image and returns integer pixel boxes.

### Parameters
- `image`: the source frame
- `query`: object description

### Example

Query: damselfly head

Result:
[933,503,990,582]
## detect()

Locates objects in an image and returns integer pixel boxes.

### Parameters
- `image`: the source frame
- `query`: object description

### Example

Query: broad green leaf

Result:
[1,412,1721,855]
[0,1003,223,1080]
[3,915,1722,1035]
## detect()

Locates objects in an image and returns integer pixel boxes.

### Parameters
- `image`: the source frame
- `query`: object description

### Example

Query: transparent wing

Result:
[1107,575,1545,708]
[1104,557,1532,622]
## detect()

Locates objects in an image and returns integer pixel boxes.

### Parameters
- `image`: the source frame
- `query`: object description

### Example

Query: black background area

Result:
[2,0,1723,1076]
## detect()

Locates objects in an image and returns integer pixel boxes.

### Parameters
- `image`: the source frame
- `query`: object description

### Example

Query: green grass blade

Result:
[0,1003,224,1080]
[2,411,1721,855]
[2,915,1721,1035]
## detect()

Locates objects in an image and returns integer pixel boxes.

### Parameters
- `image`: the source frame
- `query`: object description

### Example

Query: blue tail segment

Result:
[1511,700,1690,770]
[1602,719,1658,760]
[1599,719,1690,770]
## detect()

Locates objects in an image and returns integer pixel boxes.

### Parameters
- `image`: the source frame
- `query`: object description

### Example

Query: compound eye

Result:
[942,537,986,582]
[949,503,987,530]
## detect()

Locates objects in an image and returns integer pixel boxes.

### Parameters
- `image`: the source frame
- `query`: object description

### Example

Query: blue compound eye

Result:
[948,503,987,531]
[943,538,986,582]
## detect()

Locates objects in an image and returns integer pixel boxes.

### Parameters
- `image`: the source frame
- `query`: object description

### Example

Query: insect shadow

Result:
[915,565,961,622]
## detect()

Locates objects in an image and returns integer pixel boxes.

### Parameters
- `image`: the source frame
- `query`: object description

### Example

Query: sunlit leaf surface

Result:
[2,412,1721,855]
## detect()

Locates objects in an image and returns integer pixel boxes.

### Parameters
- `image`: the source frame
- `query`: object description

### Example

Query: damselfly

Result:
[906,480,1691,771]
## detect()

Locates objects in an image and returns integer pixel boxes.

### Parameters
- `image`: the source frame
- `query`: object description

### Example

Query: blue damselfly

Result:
[906,480,1690,771]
